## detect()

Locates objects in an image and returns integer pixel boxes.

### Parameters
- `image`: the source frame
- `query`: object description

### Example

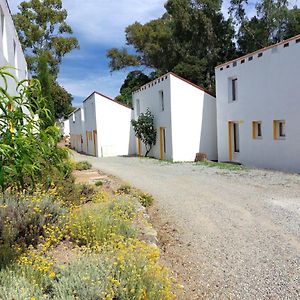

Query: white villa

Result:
[132,72,218,162]
[69,108,85,153]
[69,92,135,157]
[215,34,300,173]
[0,0,28,93]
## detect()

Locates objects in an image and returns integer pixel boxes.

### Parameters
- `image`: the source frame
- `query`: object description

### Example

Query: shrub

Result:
[0,67,71,192]
[95,180,103,186]
[69,198,137,250]
[0,192,67,266]
[92,190,110,203]
[50,239,176,300]
[0,267,46,300]
[75,160,92,171]
[116,183,132,195]
[136,191,154,207]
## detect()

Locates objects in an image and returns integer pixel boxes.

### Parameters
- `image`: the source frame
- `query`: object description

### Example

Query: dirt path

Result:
[72,152,300,299]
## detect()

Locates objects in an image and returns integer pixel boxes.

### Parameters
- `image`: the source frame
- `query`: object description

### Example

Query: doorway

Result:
[160,127,166,160]
[228,121,240,162]
[93,130,97,156]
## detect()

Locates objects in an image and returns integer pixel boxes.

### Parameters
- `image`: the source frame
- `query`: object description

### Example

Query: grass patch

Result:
[75,160,92,171]
[116,184,154,208]
[197,160,247,171]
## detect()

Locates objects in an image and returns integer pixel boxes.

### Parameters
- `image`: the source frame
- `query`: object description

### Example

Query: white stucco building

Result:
[82,92,135,157]
[215,34,300,173]
[0,0,28,93]
[69,108,85,153]
[132,72,217,162]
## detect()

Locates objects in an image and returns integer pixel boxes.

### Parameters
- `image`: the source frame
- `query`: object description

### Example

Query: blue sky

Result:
[8,0,259,107]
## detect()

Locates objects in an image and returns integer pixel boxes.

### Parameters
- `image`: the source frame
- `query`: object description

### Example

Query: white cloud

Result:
[64,0,166,46]
[8,0,166,46]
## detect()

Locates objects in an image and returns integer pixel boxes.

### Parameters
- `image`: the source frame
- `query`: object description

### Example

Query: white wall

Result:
[63,119,70,136]
[216,36,300,173]
[69,108,85,153]
[0,0,28,95]
[83,92,134,157]
[132,73,218,162]
[170,75,217,161]
[133,75,173,160]
[94,93,134,157]
[83,95,97,156]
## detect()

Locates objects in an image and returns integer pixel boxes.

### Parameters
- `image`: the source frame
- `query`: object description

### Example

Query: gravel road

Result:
[72,152,300,299]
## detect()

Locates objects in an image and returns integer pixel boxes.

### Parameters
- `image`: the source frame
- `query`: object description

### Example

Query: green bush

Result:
[95,180,103,186]
[116,183,132,195]
[0,67,70,192]
[136,191,154,207]
[75,160,92,171]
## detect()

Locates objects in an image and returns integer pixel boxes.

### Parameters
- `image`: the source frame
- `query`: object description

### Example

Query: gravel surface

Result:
[72,152,300,299]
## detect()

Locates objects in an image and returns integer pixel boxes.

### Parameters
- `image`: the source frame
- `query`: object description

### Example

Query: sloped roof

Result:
[133,72,214,97]
[216,34,300,69]
[83,91,132,109]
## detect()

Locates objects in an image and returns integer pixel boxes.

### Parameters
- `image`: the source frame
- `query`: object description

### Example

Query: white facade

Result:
[69,108,85,153]
[62,119,70,136]
[215,34,300,173]
[83,92,135,157]
[0,0,28,94]
[132,72,218,162]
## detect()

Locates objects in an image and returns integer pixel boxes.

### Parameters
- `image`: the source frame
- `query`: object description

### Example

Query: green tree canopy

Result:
[131,109,157,157]
[230,0,300,55]
[13,0,79,77]
[107,0,236,94]
[13,0,78,122]
[115,71,152,107]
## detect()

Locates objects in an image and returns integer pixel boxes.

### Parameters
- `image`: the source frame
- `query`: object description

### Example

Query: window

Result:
[279,121,285,137]
[233,123,240,153]
[273,120,286,140]
[136,99,140,115]
[1,7,8,61]
[248,56,253,61]
[13,40,18,78]
[231,78,238,102]
[258,53,263,58]
[252,121,262,139]
[163,128,166,153]
[159,90,164,111]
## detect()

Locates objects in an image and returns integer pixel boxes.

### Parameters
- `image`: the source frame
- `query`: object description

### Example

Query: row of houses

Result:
[69,34,300,173]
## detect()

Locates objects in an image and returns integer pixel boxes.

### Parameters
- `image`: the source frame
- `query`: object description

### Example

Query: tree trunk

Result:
[145,145,151,157]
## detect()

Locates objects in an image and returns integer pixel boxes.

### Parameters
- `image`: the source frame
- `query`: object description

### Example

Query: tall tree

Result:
[36,52,54,128]
[115,71,152,107]
[51,81,74,119]
[107,0,236,94]
[230,0,300,55]
[13,0,79,77]
[14,0,79,121]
